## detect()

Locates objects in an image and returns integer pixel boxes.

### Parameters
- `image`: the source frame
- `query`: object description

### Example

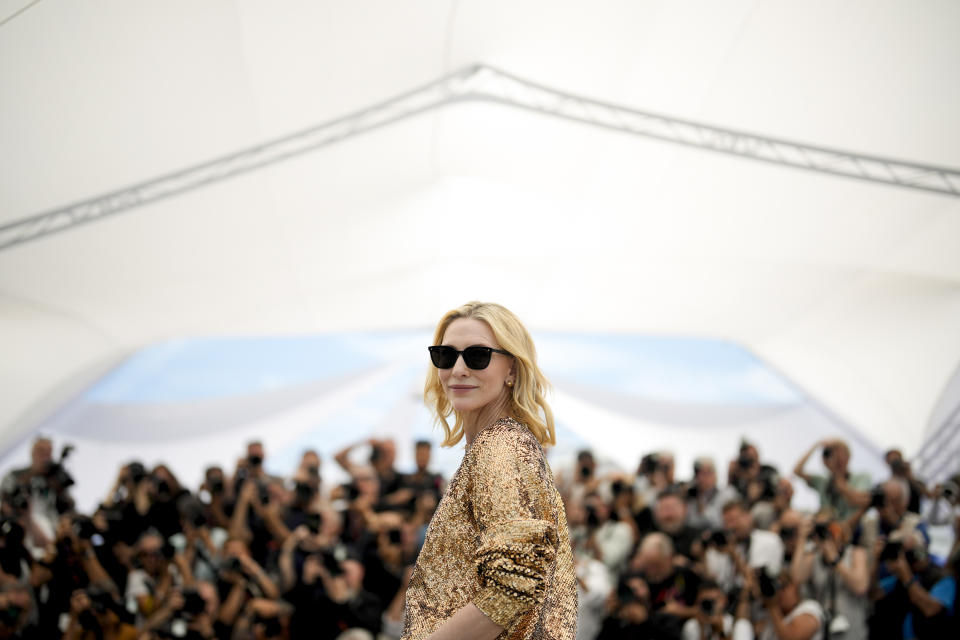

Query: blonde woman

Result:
[401,302,577,640]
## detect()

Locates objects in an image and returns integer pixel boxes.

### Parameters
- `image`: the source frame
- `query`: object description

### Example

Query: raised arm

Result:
[792,441,824,486]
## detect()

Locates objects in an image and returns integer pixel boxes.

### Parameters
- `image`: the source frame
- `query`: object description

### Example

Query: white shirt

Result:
[683,614,755,640]
[706,529,784,592]
[759,600,823,640]
[594,520,634,577]
[576,556,612,640]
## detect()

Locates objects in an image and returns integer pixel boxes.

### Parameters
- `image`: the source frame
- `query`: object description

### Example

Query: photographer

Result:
[625,533,700,638]
[900,548,958,638]
[681,580,753,640]
[868,531,946,640]
[399,441,445,507]
[790,516,868,639]
[217,537,279,614]
[654,490,704,562]
[100,462,152,547]
[595,571,655,640]
[61,588,137,640]
[283,542,381,640]
[124,531,181,622]
[334,438,404,505]
[924,473,959,536]
[199,466,232,531]
[757,571,824,640]
[0,583,34,639]
[228,475,291,567]
[557,450,603,506]
[883,450,928,515]
[858,480,927,560]
[706,501,782,593]
[139,585,217,639]
[636,451,675,507]
[233,598,292,640]
[793,440,870,521]
[582,493,634,579]
[37,513,118,636]
[1,438,75,552]
[728,443,778,507]
[687,458,740,532]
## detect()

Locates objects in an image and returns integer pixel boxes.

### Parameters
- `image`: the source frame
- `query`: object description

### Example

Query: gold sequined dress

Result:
[401,417,577,640]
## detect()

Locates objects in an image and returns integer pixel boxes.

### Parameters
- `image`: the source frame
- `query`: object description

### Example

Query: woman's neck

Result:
[463,394,513,448]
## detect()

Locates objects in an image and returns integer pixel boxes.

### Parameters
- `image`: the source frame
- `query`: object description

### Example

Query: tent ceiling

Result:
[2,0,960,455]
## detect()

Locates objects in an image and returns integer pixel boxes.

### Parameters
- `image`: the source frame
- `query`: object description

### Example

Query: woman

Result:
[401,302,577,640]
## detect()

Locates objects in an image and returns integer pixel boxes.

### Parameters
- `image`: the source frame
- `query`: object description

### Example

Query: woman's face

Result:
[439,317,514,415]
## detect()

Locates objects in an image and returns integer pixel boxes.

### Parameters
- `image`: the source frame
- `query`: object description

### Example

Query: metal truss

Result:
[913,403,960,486]
[3,63,959,251]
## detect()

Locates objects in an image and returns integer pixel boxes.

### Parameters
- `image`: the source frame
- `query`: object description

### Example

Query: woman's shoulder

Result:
[474,417,542,451]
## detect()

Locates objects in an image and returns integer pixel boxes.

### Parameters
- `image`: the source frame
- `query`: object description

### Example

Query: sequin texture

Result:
[401,418,578,639]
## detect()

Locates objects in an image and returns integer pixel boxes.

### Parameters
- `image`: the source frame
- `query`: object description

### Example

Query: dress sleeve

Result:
[469,427,558,629]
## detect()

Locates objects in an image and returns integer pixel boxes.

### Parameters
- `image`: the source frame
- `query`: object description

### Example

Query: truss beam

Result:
[3,64,958,251]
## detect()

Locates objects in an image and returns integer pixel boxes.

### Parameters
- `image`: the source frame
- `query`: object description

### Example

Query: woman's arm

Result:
[834,546,869,596]
[465,427,560,633]
[428,603,505,640]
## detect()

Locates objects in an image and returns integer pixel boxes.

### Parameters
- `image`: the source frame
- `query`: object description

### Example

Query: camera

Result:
[870,486,886,509]
[253,614,283,637]
[640,453,660,475]
[811,522,830,542]
[387,528,402,545]
[224,556,244,573]
[611,480,626,496]
[2,485,29,513]
[180,588,206,618]
[700,598,716,615]
[585,505,600,528]
[616,578,640,603]
[708,530,729,548]
[294,482,315,503]
[579,465,592,480]
[880,540,903,562]
[756,568,778,598]
[320,548,345,576]
[305,512,323,534]
[127,462,147,485]
[822,446,834,460]
[737,454,753,470]
[942,481,958,501]
[72,515,98,540]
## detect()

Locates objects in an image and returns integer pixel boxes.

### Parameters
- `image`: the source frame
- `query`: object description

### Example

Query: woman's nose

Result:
[450,353,470,375]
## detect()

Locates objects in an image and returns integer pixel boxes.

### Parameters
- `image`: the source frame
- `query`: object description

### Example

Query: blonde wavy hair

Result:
[424,301,555,447]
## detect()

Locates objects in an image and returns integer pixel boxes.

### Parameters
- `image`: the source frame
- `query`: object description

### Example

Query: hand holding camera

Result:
[696,597,725,634]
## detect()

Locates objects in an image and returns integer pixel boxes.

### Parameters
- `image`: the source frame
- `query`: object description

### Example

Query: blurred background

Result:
[1,2,959,639]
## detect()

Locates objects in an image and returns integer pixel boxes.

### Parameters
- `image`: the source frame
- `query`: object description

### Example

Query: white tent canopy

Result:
[2,1,960,465]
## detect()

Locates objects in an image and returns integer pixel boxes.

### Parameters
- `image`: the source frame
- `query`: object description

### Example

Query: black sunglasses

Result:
[428,345,512,370]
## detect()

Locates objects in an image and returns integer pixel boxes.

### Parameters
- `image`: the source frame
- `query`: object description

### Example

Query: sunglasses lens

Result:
[428,346,458,369]
[462,347,493,369]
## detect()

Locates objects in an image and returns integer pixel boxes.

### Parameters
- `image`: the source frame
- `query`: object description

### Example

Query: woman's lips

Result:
[449,385,477,393]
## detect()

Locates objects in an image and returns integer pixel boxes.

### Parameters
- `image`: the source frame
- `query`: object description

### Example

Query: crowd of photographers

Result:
[1,435,957,640]
[559,440,960,640]
[0,436,442,640]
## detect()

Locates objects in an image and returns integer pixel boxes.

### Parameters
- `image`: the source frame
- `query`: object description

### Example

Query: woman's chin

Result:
[451,398,481,414]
